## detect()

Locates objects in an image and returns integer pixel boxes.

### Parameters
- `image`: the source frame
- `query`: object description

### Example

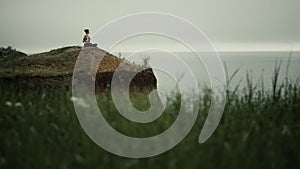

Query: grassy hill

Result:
[0,46,157,91]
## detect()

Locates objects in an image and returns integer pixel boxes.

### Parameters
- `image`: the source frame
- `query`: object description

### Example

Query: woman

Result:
[82,29,97,47]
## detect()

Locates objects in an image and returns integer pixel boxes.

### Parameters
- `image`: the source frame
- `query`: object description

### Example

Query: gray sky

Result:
[1,0,299,53]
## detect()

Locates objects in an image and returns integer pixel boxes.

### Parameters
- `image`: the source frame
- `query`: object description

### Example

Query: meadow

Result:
[0,66,300,169]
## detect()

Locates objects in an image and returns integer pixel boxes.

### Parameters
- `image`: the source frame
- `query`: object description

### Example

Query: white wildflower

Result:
[14,102,22,107]
[70,97,89,108]
[42,93,46,100]
[5,101,12,107]
[70,96,79,102]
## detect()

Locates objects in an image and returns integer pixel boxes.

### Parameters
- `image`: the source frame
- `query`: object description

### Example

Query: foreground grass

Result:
[0,76,300,169]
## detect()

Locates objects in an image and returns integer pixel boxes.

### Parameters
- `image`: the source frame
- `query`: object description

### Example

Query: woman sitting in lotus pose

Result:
[82,29,97,47]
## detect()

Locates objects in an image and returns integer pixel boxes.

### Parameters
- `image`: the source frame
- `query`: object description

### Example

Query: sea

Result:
[112,51,300,94]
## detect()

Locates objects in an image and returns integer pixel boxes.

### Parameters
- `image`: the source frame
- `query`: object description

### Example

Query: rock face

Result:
[0,46,157,92]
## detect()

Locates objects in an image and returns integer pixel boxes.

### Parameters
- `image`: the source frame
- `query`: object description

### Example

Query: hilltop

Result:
[0,46,157,91]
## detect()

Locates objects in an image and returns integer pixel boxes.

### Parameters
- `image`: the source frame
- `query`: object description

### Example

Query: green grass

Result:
[0,72,300,169]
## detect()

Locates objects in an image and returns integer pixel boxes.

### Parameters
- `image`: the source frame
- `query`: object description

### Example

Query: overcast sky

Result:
[0,0,299,53]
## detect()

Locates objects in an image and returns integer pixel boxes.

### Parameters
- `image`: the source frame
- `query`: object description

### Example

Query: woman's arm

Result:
[82,35,87,43]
